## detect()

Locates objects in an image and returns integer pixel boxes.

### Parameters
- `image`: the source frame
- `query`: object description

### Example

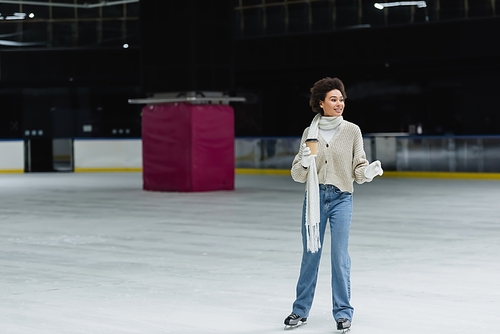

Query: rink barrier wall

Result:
[0,169,24,173]
[235,135,500,174]
[5,136,500,178]
[73,167,500,180]
[73,138,142,172]
[235,168,290,175]
[0,139,24,173]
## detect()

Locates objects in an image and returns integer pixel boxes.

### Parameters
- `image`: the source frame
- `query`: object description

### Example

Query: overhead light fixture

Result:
[0,12,27,20]
[0,40,45,46]
[6,12,26,20]
[374,1,427,10]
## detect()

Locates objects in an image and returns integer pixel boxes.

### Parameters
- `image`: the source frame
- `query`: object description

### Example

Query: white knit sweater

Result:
[291,120,372,193]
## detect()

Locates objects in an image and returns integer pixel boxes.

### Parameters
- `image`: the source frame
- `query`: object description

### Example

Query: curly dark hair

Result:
[309,77,347,115]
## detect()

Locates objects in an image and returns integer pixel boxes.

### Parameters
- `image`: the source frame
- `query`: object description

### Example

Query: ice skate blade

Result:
[284,321,307,330]
[339,329,350,334]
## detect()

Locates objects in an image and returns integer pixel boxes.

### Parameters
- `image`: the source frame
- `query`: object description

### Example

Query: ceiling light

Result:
[374,1,427,10]
[4,12,27,20]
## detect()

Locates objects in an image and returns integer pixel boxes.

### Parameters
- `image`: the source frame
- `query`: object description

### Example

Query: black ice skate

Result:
[284,313,307,330]
[336,318,351,333]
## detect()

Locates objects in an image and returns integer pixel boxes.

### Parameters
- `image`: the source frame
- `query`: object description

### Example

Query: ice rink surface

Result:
[1,172,499,334]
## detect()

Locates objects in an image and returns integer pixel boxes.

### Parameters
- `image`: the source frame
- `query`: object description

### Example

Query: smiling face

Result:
[319,89,345,117]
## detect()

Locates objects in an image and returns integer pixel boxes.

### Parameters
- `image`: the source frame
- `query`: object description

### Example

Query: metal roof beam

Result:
[0,0,139,9]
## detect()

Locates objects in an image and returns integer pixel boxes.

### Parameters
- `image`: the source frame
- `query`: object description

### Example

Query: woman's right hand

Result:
[301,144,314,168]
[364,160,384,179]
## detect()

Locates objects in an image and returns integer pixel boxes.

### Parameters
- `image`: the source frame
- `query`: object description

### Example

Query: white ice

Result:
[1,172,499,333]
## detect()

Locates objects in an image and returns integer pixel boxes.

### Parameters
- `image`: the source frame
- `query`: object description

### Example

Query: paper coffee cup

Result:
[305,138,319,155]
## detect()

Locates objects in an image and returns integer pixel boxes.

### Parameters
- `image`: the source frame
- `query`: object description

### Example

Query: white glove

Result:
[301,144,315,168]
[364,160,383,179]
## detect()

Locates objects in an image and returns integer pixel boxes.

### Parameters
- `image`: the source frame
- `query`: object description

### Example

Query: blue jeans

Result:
[292,184,354,321]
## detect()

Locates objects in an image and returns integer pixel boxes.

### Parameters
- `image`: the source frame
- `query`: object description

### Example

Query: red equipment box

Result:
[142,102,234,192]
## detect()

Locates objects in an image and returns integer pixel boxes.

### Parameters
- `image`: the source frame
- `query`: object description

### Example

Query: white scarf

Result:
[304,114,344,253]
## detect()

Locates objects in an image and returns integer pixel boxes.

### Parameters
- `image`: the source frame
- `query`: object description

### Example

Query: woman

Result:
[284,77,383,332]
